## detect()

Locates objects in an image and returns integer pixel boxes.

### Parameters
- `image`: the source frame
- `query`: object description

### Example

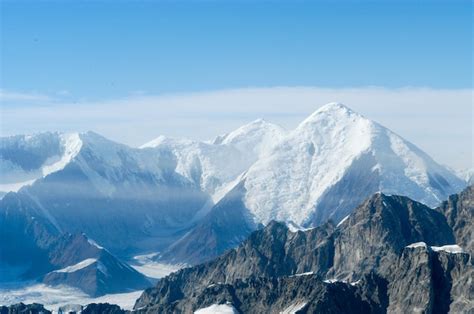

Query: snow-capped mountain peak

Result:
[213,118,286,157]
[239,103,465,228]
[0,132,83,194]
[138,119,286,197]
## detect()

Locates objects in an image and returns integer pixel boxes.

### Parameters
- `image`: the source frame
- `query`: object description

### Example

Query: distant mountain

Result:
[457,168,474,185]
[0,191,150,296]
[0,131,209,255]
[233,103,465,227]
[0,103,467,295]
[157,103,466,264]
[0,132,81,195]
[134,188,473,313]
[141,119,285,200]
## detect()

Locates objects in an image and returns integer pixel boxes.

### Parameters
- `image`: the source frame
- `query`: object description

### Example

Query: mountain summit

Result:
[240,102,464,227]
[157,103,466,264]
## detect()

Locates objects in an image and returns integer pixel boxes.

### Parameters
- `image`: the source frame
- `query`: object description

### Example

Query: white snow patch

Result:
[406,242,464,254]
[350,280,361,286]
[280,301,307,314]
[290,271,314,277]
[431,245,464,254]
[323,278,340,284]
[286,221,316,233]
[0,283,142,311]
[336,215,350,227]
[194,303,238,314]
[131,254,184,279]
[86,238,104,250]
[406,242,428,249]
[53,259,97,273]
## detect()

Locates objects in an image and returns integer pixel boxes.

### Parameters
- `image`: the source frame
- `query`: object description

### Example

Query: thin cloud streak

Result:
[0,89,53,102]
[0,86,472,170]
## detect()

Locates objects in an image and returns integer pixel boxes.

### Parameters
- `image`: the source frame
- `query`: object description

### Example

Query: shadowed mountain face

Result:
[155,182,260,265]
[0,131,210,256]
[0,192,150,297]
[135,188,473,313]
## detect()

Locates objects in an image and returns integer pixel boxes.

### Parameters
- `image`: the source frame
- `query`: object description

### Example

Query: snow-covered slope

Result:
[0,131,209,255]
[0,132,82,195]
[141,119,286,199]
[241,103,465,227]
[456,168,474,185]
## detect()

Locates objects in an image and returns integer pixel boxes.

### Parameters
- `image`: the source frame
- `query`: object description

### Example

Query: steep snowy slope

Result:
[158,103,466,264]
[141,119,285,199]
[0,132,82,195]
[242,103,465,227]
[0,131,209,255]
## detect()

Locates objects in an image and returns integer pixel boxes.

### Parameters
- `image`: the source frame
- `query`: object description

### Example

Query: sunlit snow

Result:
[194,303,238,314]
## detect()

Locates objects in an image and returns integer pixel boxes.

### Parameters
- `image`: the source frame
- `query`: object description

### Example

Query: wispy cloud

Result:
[1,86,472,170]
[0,89,53,103]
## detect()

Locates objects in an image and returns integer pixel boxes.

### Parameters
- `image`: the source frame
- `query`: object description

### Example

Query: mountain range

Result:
[0,103,469,299]
[2,186,472,313]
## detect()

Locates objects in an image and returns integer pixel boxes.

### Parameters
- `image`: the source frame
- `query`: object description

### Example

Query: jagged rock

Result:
[330,193,455,280]
[81,303,125,314]
[135,192,465,313]
[388,244,473,313]
[135,274,377,314]
[436,185,473,254]
[0,303,51,314]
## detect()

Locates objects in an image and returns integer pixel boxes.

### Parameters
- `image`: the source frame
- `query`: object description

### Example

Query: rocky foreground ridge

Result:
[134,186,473,313]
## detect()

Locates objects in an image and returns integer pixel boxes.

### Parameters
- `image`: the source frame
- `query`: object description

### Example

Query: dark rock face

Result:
[436,185,473,254]
[330,193,455,280]
[81,303,125,314]
[135,192,471,313]
[387,245,473,313]
[135,274,377,314]
[0,303,51,314]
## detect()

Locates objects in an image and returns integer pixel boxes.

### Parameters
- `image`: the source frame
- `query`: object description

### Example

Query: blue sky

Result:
[1,1,472,98]
[0,1,472,170]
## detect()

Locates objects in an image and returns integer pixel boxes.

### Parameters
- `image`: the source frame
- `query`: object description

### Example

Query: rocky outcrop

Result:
[436,185,473,254]
[135,192,469,313]
[81,303,125,314]
[330,192,455,280]
[136,274,378,314]
[0,303,51,314]
[387,244,473,313]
